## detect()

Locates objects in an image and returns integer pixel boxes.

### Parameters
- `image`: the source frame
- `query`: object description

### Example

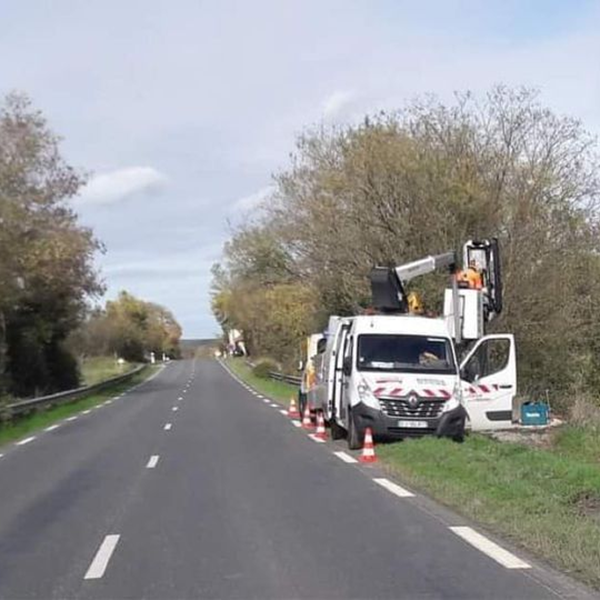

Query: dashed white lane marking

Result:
[84,534,120,580]
[450,526,531,569]
[83,410,91,415]
[44,424,60,432]
[177,396,183,401]
[270,403,279,408]
[16,436,35,446]
[0,453,3,459]
[172,406,179,412]
[182,390,187,394]
[308,434,326,443]
[334,451,358,464]
[104,400,112,405]
[373,477,415,498]
[164,423,172,431]
[66,416,78,422]
[146,455,160,469]
[292,421,302,427]
[262,398,270,404]
[279,409,288,416]
[257,394,264,399]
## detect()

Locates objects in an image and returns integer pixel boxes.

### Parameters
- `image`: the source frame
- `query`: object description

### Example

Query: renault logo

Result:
[408,394,420,409]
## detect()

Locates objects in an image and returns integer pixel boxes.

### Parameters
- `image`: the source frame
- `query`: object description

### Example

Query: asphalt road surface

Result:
[0,359,596,599]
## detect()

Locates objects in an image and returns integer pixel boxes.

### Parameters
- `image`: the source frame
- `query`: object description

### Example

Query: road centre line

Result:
[449,526,531,569]
[16,436,35,446]
[334,451,358,464]
[84,534,120,580]
[44,424,60,432]
[308,434,326,443]
[373,477,415,498]
[164,423,172,430]
[146,455,160,469]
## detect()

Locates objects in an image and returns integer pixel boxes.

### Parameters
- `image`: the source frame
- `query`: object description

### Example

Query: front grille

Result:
[379,397,445,419]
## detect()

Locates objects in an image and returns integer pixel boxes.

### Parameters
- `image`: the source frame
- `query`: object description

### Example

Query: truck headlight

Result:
[441,397,460,414]
[357,379,379,409]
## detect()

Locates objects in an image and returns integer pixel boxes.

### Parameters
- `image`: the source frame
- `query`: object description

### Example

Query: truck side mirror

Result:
[342,356,352,376]
[297,360,304,372]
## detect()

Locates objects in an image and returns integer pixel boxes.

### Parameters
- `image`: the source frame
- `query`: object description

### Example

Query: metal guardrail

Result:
[243,359,301,386]
[268,371,302,386]
[3,365,145,419]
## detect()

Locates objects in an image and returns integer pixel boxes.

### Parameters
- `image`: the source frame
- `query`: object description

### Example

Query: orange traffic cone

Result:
[301,404,314,430]
[288,397,300,419]
[315,412,327,440]
[359,427,377,463]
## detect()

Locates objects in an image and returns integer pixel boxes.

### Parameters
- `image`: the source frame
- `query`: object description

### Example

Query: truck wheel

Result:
[347,409,362,450]
[330,417,345,440]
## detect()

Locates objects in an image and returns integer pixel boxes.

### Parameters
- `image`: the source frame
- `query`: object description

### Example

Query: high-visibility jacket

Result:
[457,267,483,289]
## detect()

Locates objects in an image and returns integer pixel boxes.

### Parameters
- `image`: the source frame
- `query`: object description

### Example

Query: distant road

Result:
[0,360,594,599]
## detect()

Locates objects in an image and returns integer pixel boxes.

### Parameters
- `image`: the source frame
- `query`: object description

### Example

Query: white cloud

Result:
[230,185,274,213]
[322,90,356,118]
[76,166,167,206]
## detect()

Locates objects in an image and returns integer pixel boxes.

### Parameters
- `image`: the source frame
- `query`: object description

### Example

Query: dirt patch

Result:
[572,492,600,523]
[485,425,561,449]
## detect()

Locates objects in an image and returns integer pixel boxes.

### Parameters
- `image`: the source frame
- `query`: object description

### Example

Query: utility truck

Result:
[309,239,517,449]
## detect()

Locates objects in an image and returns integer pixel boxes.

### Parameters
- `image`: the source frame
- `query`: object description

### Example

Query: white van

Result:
[314,314,516,449]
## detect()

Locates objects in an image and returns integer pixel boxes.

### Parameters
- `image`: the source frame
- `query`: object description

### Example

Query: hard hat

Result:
[407,292,424,314]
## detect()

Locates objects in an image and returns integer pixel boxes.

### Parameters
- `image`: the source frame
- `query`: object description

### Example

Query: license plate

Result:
[397,420,429,428]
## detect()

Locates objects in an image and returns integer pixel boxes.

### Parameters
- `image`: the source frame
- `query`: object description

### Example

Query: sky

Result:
[0,0,598,338]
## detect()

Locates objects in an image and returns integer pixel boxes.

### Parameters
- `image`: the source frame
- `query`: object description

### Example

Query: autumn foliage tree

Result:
[0,93,103,397]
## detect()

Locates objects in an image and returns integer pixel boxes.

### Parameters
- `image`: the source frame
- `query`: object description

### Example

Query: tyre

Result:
[347,409,362,450]
[330,416,345,440]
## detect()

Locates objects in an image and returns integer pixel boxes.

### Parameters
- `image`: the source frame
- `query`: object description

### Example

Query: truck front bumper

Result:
[351,402,466,441]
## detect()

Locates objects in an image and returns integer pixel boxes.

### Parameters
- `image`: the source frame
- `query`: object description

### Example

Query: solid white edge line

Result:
[291,421,302,427]
[164,423,172,430]
[334,451,358,464]
[308,434,326,443]
[146,455,160,469]
[84,534,120,580]
[449,526,531,569]
[44,424,60,432]
[16,436,35,446]
[373,477,415,498]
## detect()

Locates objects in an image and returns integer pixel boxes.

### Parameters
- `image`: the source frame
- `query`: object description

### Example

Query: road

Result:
[0,359,595,599]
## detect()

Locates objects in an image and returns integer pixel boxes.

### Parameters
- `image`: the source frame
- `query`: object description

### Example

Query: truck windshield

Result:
[357,334,456,374]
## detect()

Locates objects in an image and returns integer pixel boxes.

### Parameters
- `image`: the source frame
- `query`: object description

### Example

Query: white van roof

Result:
[350,314,451,338]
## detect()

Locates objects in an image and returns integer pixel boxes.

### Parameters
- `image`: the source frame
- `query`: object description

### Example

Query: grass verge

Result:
[226,356,600,589]
[225,358,296,404]
[0,365,159,448]
[80,356,138,386]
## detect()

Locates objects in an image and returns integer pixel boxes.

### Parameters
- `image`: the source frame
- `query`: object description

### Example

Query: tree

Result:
[0,92,104,397]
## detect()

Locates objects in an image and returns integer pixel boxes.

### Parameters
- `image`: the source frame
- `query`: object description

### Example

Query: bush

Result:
[253,358,279,380]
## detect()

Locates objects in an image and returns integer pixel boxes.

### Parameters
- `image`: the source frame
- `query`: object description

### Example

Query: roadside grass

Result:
[378,434,600,589]
[225,358,296,404]
[226,356,600,589]
[0,365,158,448]
[80,356,137,386]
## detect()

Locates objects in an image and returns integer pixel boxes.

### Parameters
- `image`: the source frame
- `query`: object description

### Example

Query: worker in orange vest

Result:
[457,260,483,289]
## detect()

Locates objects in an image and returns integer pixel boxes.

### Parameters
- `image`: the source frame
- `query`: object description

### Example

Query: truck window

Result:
[462,338,510,382]
[356,335,456,375]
